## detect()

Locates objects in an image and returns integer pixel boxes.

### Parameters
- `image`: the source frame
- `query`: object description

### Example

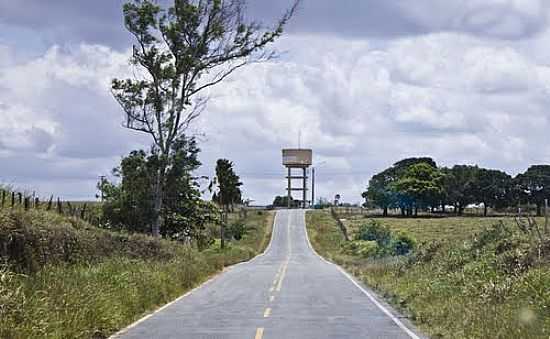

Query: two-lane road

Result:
[114,210,422,339]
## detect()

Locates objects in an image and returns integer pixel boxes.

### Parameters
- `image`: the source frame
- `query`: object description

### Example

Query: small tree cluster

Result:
[272,195,300,208]
[365,158,550,217]
[100,136,218,245]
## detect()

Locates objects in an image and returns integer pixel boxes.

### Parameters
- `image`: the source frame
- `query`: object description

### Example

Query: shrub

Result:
[472,221,513,250]
[226,221,246,241]
[350,221,416,257]
[391,232,416,255]
[410,240,443,264]
[356,241,379,257]
[355,220,392,247]
[342,240,379,258]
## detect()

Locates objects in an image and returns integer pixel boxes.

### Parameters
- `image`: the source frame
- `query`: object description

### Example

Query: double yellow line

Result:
[256,212,293,339]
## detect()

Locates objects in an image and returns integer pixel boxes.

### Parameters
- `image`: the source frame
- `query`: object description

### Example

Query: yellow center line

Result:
[270,262,285,293]
[263,308,271,318]
[255,328,264,339]
[275,260,288,292]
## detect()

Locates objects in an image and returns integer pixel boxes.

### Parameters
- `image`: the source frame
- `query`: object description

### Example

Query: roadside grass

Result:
[306,210,550,339]
[203,210,274,266]
[343,215,546,242]
[0,208,273,339]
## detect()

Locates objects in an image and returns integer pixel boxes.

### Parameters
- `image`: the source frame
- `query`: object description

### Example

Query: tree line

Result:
[364,157,550,217]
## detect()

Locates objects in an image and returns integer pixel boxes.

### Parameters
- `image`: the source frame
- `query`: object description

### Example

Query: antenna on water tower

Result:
[298,130,302,149]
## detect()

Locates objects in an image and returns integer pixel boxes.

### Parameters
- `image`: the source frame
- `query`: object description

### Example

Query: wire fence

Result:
[0,188,101,226]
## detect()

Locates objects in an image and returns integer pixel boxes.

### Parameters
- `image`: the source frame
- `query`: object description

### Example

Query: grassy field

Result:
[341,215,547,243]
[0,208,273,339]
[306,210,550,339]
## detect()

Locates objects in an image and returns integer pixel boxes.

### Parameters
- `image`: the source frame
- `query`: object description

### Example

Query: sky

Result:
[1,0,550,204]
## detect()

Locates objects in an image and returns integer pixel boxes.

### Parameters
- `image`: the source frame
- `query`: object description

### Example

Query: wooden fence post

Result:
[80,203,87,219]
[545,198,548,235]
[11,192,15,208]
[1,190,5,208]
[24,197,29,211]
[57,198,62,214]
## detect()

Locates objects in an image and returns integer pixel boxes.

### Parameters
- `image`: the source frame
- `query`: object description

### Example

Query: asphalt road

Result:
[114,209,422,339]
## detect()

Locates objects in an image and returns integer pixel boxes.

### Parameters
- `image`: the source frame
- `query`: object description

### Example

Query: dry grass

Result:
[0,208,273,338]
[343,215,546,242]
[307,210,550,339]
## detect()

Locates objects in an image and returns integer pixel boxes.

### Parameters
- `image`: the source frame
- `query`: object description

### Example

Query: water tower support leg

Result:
[287,167,292,209]
[303,167,307,209]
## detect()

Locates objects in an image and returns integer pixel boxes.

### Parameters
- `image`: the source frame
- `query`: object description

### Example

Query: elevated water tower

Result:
[282,149,312,209]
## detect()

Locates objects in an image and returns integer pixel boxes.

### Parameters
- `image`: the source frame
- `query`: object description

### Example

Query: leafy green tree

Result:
[212,159,243,248]
[442,165,480,215]
[516,165,550,216]
[393,163,444,216]
[475,168,513,216]
[393,157,437,171]
[273,196,299,208]
[364,171,396,217]
[213,159,243,211]
[100,136,215,243]
[99,150,156,233]
[364,157,437,216]
[112,0,298,236]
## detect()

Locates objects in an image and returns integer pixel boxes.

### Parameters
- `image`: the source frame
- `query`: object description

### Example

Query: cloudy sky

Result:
[1,0,550,204]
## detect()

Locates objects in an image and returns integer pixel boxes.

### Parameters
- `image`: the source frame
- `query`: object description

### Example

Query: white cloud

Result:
[2,27,550,204]
[396,0,549,39]
[0,44,147,197]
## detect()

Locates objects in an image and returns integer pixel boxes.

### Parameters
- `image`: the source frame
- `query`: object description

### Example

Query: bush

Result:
[391,232,416,255]
[351,220,416,257]
[342,240,379,258]
[355,220,392,246]
[226,221,246,241]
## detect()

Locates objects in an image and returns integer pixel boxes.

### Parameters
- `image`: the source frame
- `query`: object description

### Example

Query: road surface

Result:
[114,209,422,339]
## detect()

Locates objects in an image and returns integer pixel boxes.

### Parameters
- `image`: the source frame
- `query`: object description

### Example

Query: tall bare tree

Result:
[112,0,298,236]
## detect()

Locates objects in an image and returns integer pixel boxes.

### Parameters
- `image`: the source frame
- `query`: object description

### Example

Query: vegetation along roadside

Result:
[306,209,550,338]
[0,208,273,339]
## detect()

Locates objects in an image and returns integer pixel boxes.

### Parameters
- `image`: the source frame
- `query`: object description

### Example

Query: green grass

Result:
[0,208,273,339]
[343,215,546,242]
[307,210,550,339]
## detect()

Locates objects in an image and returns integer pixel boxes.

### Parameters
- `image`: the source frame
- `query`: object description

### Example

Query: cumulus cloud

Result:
[396,0,549,39]
[0,43,149,197]
[1,0,547,55]
[1,2,550,203]
[194,33,550,203]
